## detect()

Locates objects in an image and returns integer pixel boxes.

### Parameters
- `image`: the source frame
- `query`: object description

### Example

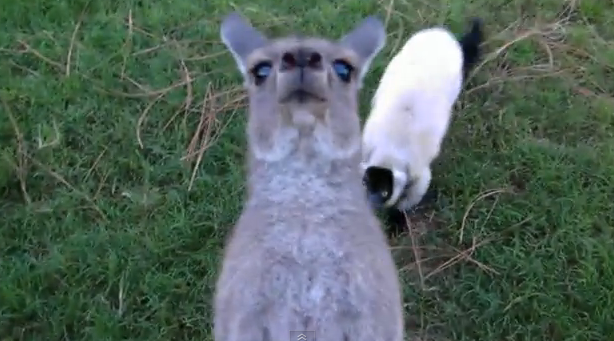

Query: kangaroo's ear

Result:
[339,16,386,85]
[220,12,268,76]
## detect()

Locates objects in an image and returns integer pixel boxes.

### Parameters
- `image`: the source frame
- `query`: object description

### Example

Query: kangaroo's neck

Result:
[245,108,365,206]
[247,150,365,206]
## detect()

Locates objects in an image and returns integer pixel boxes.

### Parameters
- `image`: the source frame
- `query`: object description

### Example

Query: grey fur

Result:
[215,11,404,341]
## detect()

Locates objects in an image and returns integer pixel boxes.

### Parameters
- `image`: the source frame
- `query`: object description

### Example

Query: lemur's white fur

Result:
[361,27,465,211]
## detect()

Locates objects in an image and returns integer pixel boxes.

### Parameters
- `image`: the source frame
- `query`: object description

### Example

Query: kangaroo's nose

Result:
[281,48,322,70]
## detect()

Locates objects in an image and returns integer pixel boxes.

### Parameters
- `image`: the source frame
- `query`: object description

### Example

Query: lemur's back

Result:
[370,27,464,127]
[364,27,464,167]
[214,12,404,341]
[388,27,463,90]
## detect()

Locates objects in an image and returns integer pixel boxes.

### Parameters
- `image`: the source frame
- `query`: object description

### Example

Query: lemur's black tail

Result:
[459,18,483,80]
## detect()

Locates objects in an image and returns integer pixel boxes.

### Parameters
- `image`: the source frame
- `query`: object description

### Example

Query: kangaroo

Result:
[213,12,404,341]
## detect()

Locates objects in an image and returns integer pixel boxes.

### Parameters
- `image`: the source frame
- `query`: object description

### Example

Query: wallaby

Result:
[214,12,404,341]
[361,19,484,222]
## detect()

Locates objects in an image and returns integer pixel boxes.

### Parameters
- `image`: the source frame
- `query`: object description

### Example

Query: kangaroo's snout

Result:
[280,48,323,71]
[277,46,327,103]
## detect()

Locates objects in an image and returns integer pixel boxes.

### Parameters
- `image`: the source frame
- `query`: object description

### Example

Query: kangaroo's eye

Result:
[332,60,353,83]
[251,61,272,85]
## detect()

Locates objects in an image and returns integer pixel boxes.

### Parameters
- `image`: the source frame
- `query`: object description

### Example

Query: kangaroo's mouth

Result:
[281,89,326,103]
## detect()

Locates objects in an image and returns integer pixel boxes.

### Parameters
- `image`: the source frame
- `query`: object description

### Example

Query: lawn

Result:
[1,0,614,339]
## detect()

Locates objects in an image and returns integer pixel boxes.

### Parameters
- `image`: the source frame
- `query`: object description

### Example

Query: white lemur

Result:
[214,12,404,341]
[361,19,484,223]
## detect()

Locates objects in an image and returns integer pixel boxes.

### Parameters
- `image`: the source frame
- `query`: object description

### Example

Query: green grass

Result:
[1,0,614,339]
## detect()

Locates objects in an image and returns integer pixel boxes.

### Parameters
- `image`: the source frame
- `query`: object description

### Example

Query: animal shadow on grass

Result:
[383,185,440,238]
